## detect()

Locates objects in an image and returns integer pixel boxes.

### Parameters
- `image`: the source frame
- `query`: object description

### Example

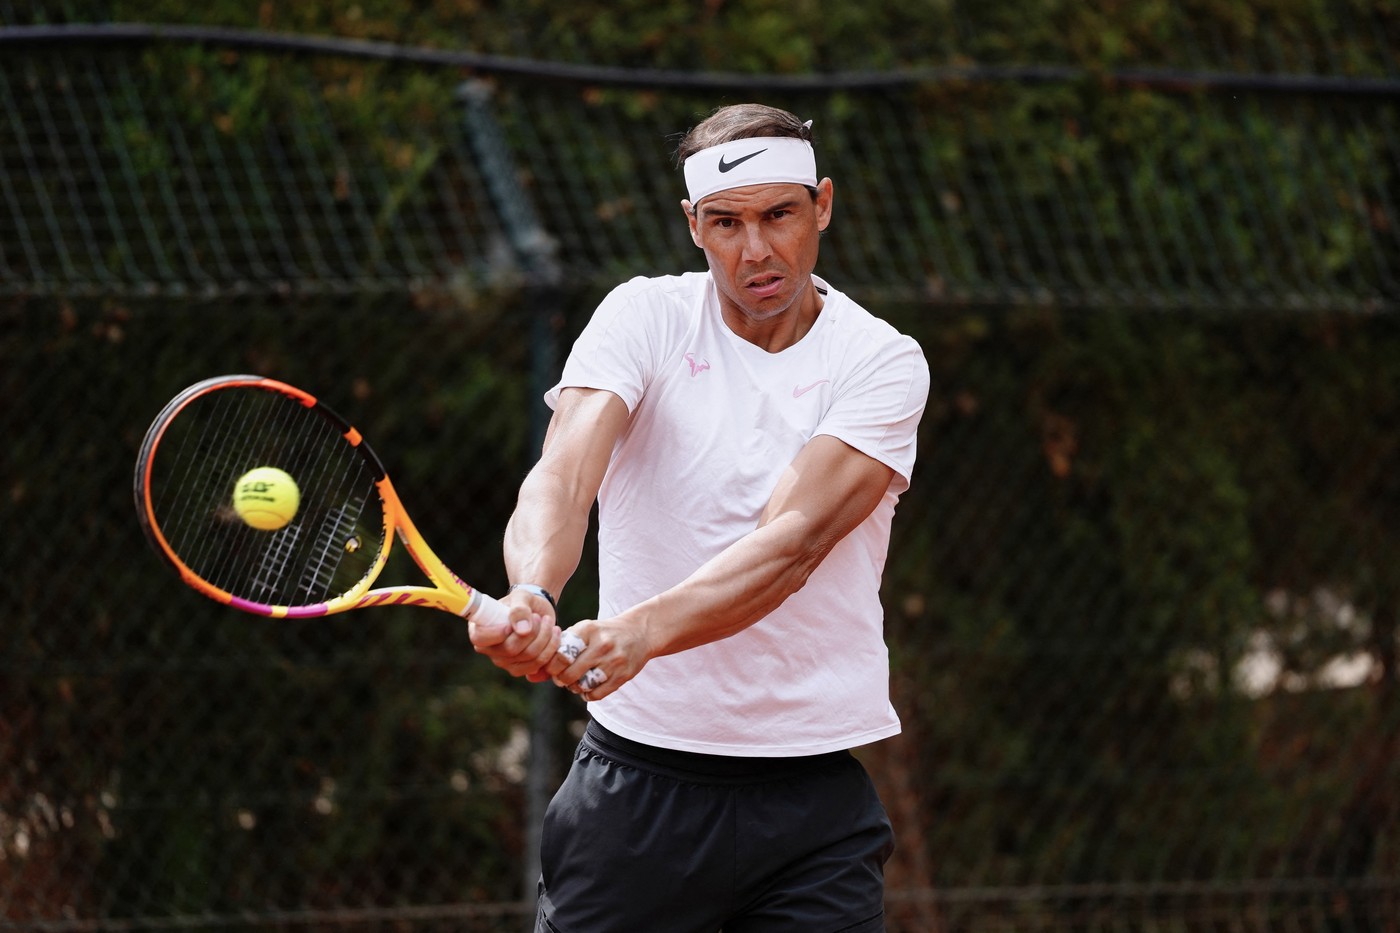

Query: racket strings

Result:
[195,388,283,586]
[193,389,293,595]
[294,490,369,603]
[249,521,303,601]
[145,384,388,610]
[156,386,263,581]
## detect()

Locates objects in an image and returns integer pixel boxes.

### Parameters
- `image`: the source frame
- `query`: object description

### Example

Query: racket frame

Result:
[134,375,500,623]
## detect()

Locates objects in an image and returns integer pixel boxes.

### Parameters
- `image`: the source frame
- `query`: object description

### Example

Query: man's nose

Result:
[742,226,772,262]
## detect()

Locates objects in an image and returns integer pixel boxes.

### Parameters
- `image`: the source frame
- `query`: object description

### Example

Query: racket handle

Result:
[466,590,512,630]
[559,630,607,692]
[475,594,605,692]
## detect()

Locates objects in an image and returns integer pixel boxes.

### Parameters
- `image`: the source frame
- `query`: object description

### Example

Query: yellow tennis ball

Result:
[233,466,301,531]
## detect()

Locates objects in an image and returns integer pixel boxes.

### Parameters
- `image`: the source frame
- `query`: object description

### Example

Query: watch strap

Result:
[508,583,557,610]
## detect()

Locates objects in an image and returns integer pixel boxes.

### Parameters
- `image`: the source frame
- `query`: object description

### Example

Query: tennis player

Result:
[473,102,929,933]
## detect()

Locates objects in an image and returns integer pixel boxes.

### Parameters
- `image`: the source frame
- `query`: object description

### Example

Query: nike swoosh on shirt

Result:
[792,380,830,398]
[718,149,767,173]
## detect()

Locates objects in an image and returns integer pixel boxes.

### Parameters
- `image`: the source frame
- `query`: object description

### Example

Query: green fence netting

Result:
[2,26,1396,309]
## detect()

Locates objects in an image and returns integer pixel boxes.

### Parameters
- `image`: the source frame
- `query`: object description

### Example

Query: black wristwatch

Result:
[508,583,557,610]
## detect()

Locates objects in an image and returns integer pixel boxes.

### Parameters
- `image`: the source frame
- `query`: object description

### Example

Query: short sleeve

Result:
[545,277,659,413]
[814,335,929,493]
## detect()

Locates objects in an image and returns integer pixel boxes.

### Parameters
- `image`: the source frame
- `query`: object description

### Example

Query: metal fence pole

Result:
[457,79,563,928]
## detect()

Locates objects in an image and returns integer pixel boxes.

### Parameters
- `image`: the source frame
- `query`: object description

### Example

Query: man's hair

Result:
[675,103,813,166]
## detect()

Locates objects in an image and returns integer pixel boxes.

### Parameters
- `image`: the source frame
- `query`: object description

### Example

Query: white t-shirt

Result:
[546,271,929,756]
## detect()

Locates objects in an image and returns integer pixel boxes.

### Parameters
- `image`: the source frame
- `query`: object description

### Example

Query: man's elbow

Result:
[780,536,839,599]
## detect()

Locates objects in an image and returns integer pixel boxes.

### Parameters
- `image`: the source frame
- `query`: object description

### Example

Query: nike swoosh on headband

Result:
[718,148,767,173]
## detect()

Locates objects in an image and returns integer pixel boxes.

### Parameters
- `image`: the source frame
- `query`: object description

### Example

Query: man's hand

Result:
[551,615,653,701]
[469,588,562,681]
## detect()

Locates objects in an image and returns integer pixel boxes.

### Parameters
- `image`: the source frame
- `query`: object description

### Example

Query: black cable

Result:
[2,22,1398,97]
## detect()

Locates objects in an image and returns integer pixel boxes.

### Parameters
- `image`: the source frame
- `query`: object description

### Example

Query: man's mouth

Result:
[745,274,784,298]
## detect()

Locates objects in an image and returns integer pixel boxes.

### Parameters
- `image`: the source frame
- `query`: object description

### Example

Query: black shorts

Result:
[535,720,894,933]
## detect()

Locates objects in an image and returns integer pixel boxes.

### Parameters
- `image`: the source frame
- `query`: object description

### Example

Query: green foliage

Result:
[1,294,542,914]
[880,302,1400,898]
[67,0,1393,77]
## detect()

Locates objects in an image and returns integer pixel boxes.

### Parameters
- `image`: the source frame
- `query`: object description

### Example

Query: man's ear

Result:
[681,199,702,247]
[814,178,834,233]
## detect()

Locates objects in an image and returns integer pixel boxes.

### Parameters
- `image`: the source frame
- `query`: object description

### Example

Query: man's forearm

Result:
[594,439,893,675]
[503,463,591,597]
[621,511,825,659]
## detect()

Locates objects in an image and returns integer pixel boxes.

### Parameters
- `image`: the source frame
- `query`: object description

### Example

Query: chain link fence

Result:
[3,7,1399,931]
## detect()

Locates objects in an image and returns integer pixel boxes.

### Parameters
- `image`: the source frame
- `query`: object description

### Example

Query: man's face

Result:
[683,179,833,332]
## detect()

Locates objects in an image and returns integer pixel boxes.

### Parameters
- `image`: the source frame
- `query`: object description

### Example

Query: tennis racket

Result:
[133,374,601,687]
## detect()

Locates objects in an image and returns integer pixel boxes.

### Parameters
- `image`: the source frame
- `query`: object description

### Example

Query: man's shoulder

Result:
[819,279,922,353]
[589,272,711,343]
[607,270,710,305]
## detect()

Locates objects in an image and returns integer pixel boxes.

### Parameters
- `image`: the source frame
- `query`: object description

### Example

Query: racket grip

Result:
[466,590,511,630]
[559,630,607,692]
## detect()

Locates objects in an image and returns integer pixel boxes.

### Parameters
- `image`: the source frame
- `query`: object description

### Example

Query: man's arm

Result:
[469,386,630,678]
[553,433,895,698]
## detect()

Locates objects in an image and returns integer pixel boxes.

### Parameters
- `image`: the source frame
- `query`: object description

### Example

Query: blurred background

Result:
[2,1,1398,930]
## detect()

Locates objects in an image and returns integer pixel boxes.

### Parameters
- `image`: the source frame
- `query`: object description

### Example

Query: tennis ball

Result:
[233,466,301,531]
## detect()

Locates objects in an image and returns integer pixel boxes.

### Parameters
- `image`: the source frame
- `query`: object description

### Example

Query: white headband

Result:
[683,136,817,204]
